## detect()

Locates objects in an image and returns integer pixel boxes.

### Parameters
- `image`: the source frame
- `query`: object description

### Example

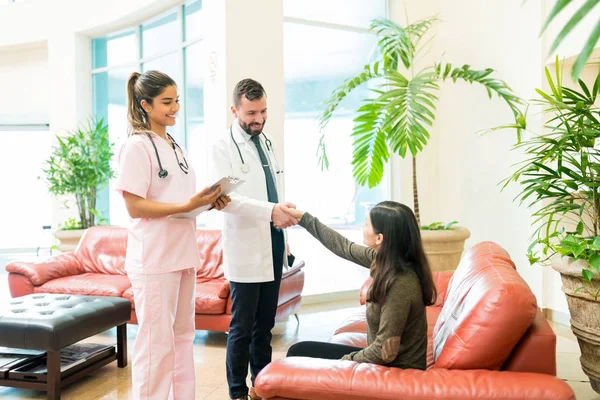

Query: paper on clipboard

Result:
[169,176,245,219]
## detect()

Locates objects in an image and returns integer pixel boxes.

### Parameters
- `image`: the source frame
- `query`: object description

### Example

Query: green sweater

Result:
[299,213,427,370]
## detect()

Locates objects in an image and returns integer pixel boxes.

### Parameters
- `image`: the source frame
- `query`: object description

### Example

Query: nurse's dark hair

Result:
[233,78,266,108]
[126,70,176,135]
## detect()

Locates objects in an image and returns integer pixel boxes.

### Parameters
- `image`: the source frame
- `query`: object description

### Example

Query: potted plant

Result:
[41,118,115,251]
[501,59,600,393]
[317,16,525,271]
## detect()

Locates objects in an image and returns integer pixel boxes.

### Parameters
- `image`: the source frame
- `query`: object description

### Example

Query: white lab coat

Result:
[209,119,288,283]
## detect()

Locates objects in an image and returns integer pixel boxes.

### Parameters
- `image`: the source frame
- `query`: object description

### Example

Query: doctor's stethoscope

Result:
[230,126,283,175]
[145,132,189,179]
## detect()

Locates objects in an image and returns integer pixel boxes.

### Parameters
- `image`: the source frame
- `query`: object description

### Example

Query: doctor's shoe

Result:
[249,387,263,400]
[231,397,248,400]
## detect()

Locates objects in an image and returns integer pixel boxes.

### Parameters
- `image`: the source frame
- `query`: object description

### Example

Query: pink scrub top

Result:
[115,132,201,275]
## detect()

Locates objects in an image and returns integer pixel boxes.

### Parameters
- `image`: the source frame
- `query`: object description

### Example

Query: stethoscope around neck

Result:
[230,126,283,175]
[145,132,189,179]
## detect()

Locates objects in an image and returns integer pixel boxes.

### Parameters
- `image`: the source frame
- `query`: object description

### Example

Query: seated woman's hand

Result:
[280,204,304,221]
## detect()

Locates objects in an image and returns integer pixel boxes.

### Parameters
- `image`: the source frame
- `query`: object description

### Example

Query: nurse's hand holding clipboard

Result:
[188,185,231,211]
[123,185,230,219]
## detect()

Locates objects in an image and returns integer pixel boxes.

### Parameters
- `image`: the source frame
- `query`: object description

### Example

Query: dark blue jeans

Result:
[226,225,284,399]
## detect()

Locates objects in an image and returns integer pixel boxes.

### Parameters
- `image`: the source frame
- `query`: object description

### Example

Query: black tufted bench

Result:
[0,293,130,399]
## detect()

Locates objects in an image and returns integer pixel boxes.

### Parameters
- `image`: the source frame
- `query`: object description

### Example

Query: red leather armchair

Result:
[6,226,305,332]
[254,242,575,400]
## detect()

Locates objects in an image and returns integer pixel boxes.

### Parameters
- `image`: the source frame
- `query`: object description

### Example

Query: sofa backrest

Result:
[75,226,225,278]
[432,242,538,371]
[75,226,128,275]
[195,230,224,279]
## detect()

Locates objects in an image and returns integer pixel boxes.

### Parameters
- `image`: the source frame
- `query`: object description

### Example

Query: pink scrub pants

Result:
[129,268,196,399]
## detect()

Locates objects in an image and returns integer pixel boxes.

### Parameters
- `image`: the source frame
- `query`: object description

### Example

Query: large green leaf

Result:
[540,0,600,80]
[317,61,386,170]
[385,70,439,158]
[350,97,391,187]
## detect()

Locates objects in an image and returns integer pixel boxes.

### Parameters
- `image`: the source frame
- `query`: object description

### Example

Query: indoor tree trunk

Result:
[413,156,420,225]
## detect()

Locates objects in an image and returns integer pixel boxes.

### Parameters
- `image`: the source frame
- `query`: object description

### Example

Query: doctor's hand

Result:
[280,205,305,221]
[272,203,298,229]
[212,195,231,211]
[185,185,223,211]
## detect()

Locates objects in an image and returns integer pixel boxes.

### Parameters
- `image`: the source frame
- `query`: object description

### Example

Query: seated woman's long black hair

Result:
[367,201,437,306]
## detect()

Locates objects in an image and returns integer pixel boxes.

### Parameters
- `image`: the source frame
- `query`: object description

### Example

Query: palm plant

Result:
[540,0,600,80]
[502,59,600,298]
[317,16,525,225]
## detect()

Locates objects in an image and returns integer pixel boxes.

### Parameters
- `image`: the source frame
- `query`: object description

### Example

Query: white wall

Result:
[436,0,545,300]
[0,42,49,124]
[387,0,549,306]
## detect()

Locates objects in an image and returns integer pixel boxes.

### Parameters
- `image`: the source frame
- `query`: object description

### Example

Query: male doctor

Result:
[210,78,297,400]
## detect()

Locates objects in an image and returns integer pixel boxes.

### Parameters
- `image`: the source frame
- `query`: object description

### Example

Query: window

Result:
[91,0,205,227]
[284,0,387,29]
[284,1,388,227]
[0,128,52,250]
[284,0,388,295]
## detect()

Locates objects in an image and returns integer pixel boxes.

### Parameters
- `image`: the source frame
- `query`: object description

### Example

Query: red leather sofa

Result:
[254,242,575,400]
[6,226,305,332]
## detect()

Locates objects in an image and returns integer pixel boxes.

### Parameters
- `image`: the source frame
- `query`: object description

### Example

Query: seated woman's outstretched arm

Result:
[282,207,375,269]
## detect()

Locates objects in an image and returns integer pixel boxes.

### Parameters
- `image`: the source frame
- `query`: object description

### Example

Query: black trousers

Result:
[226,225,285,399]
[286,341,363,360]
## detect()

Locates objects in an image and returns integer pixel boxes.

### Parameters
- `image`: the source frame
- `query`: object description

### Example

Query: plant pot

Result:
[553,256,600,394]
[420,227,470,272]
[54,229,86,252]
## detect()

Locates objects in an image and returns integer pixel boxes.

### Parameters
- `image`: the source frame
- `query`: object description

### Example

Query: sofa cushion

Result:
[123,287,134,309]
[195,280,228,315]
[329,332,368,347]
[35,273,131,297]
[334,306,367,335]
[432,242,537,370]
[432,271,453,307]
[195,230,224,280]
[75,227,128,275]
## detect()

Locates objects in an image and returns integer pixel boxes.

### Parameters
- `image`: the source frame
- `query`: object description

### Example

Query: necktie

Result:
[250,135,279,203]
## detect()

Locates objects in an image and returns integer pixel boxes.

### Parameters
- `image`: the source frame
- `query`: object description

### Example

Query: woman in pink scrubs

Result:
[116,70,230,399]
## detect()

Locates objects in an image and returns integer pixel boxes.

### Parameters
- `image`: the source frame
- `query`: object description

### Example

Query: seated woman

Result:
[282,201,436,369]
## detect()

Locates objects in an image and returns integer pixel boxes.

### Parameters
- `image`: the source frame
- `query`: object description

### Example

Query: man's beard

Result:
[240,120,266,137]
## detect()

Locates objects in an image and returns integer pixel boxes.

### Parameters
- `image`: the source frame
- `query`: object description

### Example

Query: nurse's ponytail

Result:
[126,70,177,136]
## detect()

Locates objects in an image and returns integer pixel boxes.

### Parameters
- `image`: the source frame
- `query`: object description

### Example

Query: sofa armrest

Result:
[432,270,454,307]
[255,358,575,400]
[218,260,305,300]
[359,277,371,305]
[218,280,230,299]
[5,253,84,286]
[283,259,305,279]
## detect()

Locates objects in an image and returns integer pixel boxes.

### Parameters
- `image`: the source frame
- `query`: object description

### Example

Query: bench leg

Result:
[47,350,61,400]
[117,324,127,368]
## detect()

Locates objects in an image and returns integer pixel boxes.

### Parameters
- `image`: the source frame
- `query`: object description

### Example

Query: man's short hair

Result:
[233,78,266,107]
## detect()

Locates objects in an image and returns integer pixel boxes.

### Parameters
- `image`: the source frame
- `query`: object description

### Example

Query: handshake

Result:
[271,202,305,229]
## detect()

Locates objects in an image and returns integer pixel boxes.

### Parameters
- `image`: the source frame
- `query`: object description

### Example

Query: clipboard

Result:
[169,176,245,219]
